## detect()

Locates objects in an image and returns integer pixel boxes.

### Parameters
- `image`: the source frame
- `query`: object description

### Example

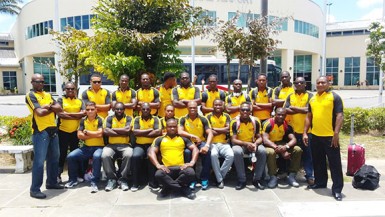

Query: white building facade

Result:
[0,0,377,94]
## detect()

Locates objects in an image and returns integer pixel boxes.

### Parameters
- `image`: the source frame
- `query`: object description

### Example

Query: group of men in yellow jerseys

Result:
[27,70,344,201]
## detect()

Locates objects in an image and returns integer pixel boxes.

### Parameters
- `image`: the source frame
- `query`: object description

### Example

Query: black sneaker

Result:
[159,187,171,197]
[181,187,196,200]
[30,191,46,199]
[252,180,266,190]
[46,184,64,190]
[235,181,246,190]
[149,183,160,191]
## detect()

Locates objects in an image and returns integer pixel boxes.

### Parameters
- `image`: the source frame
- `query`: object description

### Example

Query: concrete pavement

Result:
[0,159,384,217]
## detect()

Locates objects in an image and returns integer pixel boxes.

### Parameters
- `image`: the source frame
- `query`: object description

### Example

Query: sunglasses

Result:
[92,81,101,84]
[86,108,95,111]
[33,80,45,84]
[115,108,124,111]
[240,108,250,112]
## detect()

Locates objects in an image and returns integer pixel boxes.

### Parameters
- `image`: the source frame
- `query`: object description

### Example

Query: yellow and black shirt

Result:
[132,115,160,145]
[225,93,251,119]
[112,88,136,117]
[272,84,295,101]
[284,91,313,134]
[308,90,343,137]
[57,96,85,133]
[249,86,273,121]
[136,87,160,115]
[206,112,231,144]
[81,87,111,119]
[78,116,104,147]
[172,85,201,118]
[201,89,226,115]
[158,85,173,118]
[262,118,293,142]
[152,135,192,167]
[179,115,211,142]
[26,90,57,133]
[230,116,261,143]
[105,115,132,145]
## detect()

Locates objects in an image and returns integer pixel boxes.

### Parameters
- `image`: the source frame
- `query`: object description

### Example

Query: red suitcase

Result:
[346,114,365,176]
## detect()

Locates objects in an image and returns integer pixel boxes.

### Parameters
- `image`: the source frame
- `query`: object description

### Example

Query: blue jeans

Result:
[182,142,211,181]
[67,146,103,183]
[296,133,314,180]
[30,129,60,193]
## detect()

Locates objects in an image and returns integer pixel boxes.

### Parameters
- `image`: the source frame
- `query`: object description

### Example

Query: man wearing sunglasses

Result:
[230,102,266,190]
[284,77,314,185]
[102,102,133,192]
[26,74,64,199]
[111,74,137,118]
[172,72,201,118]
[81,74,111,119]
[57,82,86,183]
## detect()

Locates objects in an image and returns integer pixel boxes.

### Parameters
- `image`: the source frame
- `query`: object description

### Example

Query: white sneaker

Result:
[131,185,139,192]
[77,177,85,183]
[105,179,117,192]
[90,182,99,193]
[288,173,299,187]
[65,180,78,188]
[121,181,129,191]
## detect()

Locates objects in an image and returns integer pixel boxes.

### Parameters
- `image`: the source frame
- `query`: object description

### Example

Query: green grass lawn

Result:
[339,132,385,160]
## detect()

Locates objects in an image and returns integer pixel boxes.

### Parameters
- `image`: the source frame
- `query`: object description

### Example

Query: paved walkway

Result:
[0,159,384,217]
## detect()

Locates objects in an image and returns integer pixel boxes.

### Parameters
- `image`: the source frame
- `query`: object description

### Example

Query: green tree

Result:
[366,22,385,73]
[91,0,212,84]
[244,15,286,91]
[0,0,22,15]
[50,27,92,89]
[212,14,243,91]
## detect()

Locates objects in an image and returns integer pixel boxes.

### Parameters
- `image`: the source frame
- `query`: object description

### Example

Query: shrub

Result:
[342,108,370,134]
[368,107,385,132]
[7,116,32,146]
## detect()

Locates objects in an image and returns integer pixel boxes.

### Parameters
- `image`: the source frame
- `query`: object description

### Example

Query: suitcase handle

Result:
[350,114,354,145]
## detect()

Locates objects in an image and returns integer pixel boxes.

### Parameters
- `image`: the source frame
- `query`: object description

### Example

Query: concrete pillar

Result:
[338,57,345,87]
[281,49,294,80]
[312,54,321,90]
[24,56,34,93]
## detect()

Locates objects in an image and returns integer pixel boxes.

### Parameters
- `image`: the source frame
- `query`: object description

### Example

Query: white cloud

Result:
[357,0,382,9]
[361,8,383,20]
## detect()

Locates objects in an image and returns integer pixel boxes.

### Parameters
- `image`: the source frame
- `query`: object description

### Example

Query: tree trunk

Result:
[247,53,254,92]
[227,59,231,92]
[237,59,242,79]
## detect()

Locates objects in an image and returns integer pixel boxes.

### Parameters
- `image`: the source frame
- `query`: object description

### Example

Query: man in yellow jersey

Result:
[148,118,199,199]
[172,72,201,118]
[159,104,178,135]
[131,103,162,192]
[249,73,273,123]
[284,77,314,185]
[230,102,266,190]
[262,108,301,189]
[178,101,213,190]
[158,72,177,118]
[26,74,64,199]
[81,74,111,119]
[136,73,160,115]
[102,102,133,192]
[65,102,104,193]
[303,76,344,201]
[57,82,86,183]
[226,79,251,119]
[207,99,233,188]
[111,74,137,117]
[272,71,295,108]
[201,74,226,115]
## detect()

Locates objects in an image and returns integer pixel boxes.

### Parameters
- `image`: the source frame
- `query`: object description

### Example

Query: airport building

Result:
[0,0,379,94]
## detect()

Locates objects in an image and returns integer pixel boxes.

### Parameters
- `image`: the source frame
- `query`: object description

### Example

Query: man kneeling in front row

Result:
[148,118,199,199]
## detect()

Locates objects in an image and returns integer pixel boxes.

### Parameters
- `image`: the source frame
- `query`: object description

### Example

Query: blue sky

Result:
[0,0,384,33]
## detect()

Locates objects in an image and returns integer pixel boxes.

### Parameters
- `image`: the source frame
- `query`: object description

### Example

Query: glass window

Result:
[39,22,44,36]
[33,57,56,93]
[326,58,339,85]
[82,15,90,29]
[67,17,74,28]
[60,18,67,31]
[294,55,312,90]
[75,16,81,30]
[294,19,319,38]
[2,71,17,90]
[366,57,379,85]
[344,57,360,86]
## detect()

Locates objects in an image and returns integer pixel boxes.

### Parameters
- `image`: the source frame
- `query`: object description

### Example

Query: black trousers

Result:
[311,135,344,193]
[155,166,195,191]
[58,130,79,172]
[131,144,156,186]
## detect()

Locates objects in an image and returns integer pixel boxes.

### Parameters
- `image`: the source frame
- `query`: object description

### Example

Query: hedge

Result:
[342,107,385,134]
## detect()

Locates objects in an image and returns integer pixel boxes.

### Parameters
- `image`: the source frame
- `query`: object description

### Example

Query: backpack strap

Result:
[269,118,288,132]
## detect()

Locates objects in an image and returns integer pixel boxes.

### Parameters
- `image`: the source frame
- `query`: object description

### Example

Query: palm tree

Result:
[0,0,22,15]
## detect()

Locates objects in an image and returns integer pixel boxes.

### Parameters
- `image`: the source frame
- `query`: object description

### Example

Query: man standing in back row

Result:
[82,74,111,119]
[172,72,201,118]
[303,76,344,201]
